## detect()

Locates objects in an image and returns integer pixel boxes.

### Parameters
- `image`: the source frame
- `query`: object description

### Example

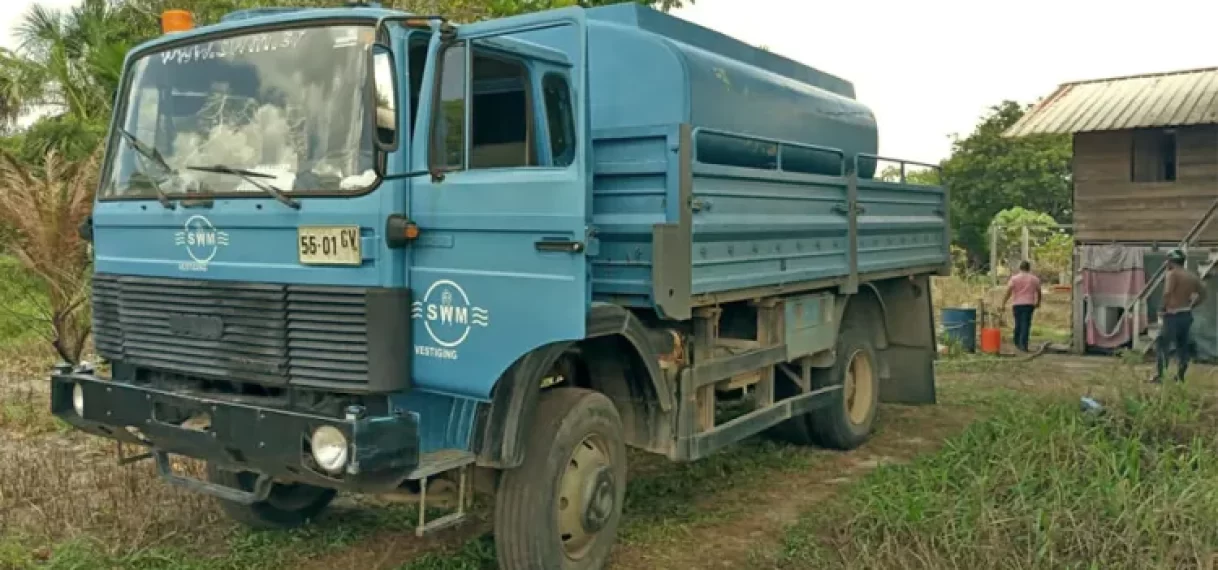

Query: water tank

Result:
[586,4,878,178]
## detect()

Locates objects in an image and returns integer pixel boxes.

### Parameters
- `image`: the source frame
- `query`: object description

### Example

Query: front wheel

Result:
[494,388,627,570]
[205,465,336,530]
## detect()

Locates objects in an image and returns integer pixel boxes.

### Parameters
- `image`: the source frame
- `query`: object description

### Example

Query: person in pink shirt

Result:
[1002,260,1042,352]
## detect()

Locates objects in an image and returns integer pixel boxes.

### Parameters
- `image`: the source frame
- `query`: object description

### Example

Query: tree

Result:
[877,165,942,186]
[0,0,140,165]
[0,148,99,363]
[989,206,1069,282]
[13,0,135,124]
[942,101,1071,267]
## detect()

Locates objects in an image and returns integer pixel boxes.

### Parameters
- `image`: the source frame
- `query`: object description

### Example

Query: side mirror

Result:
[370,44,399,154]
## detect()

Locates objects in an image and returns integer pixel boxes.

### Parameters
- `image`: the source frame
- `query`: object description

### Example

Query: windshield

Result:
[101,24,381,199]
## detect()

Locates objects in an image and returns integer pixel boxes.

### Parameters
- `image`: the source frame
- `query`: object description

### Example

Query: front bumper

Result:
[51,371,420,496]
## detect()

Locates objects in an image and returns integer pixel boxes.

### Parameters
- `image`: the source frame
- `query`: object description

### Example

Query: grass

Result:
[0,457,429,570]
[0,507,426,570]
[0,337,67,436]
[619,439,817,544]
[0,422,819,570]
[398,536,497,570]
[0,256,47,345]
[0,411,827,570]
[768,378,1218,570]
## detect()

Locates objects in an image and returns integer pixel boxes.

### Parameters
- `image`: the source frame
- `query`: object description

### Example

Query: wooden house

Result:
[1005,67,1218,356]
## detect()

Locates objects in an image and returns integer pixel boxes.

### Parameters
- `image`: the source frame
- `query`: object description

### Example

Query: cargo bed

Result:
[590,125,950,320]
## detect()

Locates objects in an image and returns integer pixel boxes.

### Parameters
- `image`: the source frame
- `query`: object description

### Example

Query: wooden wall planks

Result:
[1073,125,1218,243]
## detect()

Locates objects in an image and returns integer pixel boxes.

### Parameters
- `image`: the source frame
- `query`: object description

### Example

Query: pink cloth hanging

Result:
[1079,245,1147,348]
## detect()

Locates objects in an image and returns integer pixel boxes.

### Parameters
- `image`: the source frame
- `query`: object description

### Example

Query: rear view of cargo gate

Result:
[52,4,949,569]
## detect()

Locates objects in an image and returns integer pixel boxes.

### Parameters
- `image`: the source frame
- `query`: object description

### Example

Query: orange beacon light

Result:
[161,10,194,34]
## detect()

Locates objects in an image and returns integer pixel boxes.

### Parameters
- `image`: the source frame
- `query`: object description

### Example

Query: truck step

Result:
[405,450,477,537]
[405,449,476,481]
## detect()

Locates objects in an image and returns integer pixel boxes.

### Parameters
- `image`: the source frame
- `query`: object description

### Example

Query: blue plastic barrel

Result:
[941,308,977,352]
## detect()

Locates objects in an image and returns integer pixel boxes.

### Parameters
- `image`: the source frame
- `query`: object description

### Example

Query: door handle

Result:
[535,239,585,253]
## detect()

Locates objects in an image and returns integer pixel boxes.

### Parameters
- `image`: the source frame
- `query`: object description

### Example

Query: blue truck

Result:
[53,3,948,568]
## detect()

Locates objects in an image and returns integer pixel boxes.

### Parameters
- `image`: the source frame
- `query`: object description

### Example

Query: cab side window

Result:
[541,73,575,167]
[431,41,540,170]
[432,43,467,170]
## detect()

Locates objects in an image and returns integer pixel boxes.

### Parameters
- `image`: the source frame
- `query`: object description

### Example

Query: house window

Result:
[1131,128,1177,183]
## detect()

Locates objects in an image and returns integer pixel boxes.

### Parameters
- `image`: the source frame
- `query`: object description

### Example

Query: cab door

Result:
[407,10,589,399]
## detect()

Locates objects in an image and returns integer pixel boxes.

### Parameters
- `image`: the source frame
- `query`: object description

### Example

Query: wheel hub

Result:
[558,435,615,560]
[843,349,875,425]
[580,466,617,533]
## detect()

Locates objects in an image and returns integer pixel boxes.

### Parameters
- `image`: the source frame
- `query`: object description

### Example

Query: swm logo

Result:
[175,215,229,272]
[411,279,490,361]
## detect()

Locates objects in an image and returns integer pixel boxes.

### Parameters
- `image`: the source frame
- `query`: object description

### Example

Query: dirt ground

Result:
[608,406,962,570]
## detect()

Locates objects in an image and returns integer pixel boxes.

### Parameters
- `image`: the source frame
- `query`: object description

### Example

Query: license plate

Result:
[298,226,362,266]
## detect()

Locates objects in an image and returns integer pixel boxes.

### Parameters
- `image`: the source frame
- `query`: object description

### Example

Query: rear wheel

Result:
[767,318,880,450]
[206,465,336,530]
[809,332,879,450]
[494,388,627,570]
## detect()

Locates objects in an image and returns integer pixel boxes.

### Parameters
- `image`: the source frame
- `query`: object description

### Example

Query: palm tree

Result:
[0,48,46,130]
[0,147,99,363]
[13,0,134,124]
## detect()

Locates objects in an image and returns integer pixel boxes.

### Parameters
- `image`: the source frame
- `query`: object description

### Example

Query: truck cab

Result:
[54,5,947,570]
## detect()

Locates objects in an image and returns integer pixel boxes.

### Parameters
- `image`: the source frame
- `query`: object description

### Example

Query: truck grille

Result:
[92,274,383,392]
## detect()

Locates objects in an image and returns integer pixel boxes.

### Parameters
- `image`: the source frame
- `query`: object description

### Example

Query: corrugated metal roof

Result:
[1004,66,1218,137]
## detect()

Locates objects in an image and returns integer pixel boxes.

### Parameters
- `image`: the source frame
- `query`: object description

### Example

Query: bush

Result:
[0,256,47,343]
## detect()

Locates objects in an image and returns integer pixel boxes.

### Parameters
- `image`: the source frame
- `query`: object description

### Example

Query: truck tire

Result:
[808,320,879,450]
[206,464,336,530]
[494,388,627,570]
[767,319,879,450]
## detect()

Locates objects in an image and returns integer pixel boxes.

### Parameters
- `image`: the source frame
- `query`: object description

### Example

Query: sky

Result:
[3,0,1217,163]
[669,0,1218,163]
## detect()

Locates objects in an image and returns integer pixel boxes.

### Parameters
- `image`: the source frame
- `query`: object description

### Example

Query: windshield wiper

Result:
[186,164,301,210]
[118,128,176,210]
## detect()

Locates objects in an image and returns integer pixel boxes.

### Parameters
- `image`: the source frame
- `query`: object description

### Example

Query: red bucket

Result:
[980,327,1002,354]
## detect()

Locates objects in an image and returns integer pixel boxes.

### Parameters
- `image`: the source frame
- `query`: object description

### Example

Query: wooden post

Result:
[990,225,999,285]
[692,307,721,433]
[1021,226,1030,263]
[753,301,780,408]
[1071,245,1086,354]
[1131,298,1141,353]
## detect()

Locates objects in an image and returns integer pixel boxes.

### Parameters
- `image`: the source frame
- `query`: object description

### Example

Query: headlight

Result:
[72,383,85,417]
[310,426,349,474]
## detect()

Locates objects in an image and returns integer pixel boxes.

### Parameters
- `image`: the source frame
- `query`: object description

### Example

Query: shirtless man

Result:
[1152,249,1206,383]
